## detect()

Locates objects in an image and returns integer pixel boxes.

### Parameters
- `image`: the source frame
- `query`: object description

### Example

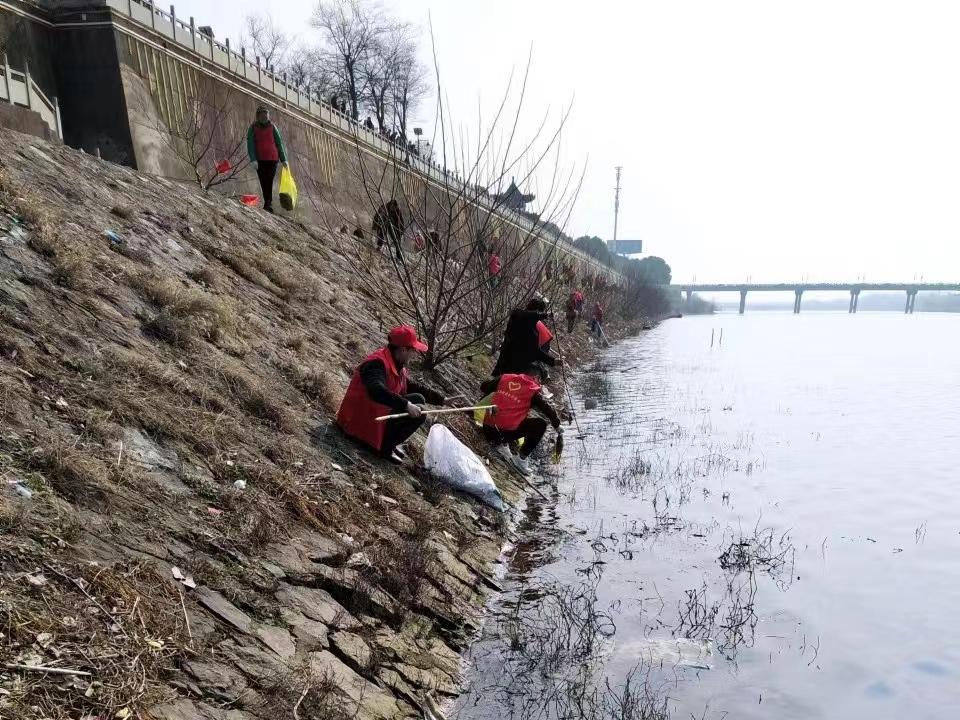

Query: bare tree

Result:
[138,76,250,191]
[241,13,291,71]
[361,24,407,131]
[391,42,430,141]
[311,0,384,120]
[302,43,586,369]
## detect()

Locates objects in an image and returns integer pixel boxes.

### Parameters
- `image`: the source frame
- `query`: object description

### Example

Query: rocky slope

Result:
[0,132,632,720]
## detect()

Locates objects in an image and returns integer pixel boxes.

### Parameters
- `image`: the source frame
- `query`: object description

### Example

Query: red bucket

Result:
[240,194,259,207]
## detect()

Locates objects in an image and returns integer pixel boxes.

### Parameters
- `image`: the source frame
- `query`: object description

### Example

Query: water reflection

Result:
[455,314,960,719]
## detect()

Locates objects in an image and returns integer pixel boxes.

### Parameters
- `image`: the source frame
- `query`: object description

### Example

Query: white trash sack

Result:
[424,424,505,511]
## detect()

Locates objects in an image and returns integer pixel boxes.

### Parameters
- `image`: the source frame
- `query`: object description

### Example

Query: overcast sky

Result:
[191,0,960,283]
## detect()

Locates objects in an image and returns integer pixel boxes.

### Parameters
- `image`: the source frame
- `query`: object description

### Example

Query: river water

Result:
[453,312,960,720]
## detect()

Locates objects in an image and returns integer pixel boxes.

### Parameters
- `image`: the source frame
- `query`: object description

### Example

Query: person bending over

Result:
[479,364,562,476]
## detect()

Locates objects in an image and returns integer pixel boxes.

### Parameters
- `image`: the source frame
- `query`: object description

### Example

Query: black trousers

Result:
[483,417,548,458]
[257,160,279,209]
[381,393,426,455]
[566,313,577,333]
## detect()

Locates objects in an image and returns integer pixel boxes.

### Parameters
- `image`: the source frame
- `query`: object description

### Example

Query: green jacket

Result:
[247,121,287,163]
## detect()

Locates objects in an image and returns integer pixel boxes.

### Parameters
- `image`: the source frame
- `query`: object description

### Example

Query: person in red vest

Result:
[478,364,562,475]
[536,318,553,356]
[488,249,502,276]
[337,325,446,463]
[590,301,604,339]
[246,106,288,213]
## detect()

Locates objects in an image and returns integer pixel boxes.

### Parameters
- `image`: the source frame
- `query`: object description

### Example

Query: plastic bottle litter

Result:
[105,229,125,245]
[232,479,247,491]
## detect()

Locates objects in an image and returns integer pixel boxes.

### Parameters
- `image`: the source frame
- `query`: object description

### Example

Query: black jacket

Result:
[492,309,557,376]
[480,375,561,429]
[359,359,444,412]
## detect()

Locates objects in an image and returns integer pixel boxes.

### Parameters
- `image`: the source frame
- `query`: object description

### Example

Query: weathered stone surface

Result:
[275,583,359,629]
[309,650,406,720]
[330,629,372,670]
[195,588,253,634]
[280,608,330,650]
[254,623,296,659]
[182,660,249,702]
[150,698,257,720]
[390,661,459,696]
[219,639,289,682]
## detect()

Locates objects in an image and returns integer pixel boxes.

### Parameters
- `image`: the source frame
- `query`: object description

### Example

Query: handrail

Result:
[101,0,620,279]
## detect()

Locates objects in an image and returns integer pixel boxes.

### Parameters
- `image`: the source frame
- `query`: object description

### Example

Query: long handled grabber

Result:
[375,405,496,422]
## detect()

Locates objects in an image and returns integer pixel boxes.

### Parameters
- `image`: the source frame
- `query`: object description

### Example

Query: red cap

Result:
[388,325,428,352]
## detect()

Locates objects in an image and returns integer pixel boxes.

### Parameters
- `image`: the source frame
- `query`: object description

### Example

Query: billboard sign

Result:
[609,239,643,255]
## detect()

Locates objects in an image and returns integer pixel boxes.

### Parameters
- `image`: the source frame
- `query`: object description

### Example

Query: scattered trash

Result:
[215,159,231,174]
[240,194,259,207]
[424,424,505,511]
[171,567,197,588]
[232,479,247,491]
[25,573,47,587]
[331,463,344,472]
[104,229,124,245]
[55,396,68,408]
[12,482,33,499]
[206,507,223,517]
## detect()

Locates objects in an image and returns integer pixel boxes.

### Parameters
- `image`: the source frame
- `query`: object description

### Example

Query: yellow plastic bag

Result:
[278,165,298,211]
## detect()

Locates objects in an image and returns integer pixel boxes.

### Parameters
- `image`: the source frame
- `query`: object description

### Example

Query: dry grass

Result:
[364,522,438,609]
[110,204,134,219]
[273,355,343,414]
[0,546,190,720]
[131,271,236,347]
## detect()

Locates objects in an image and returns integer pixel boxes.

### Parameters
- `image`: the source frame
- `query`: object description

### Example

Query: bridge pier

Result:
[905,289,918,314]
[686,290,692,303]
[849,289,860,313]
[793,289,803,314]
[739,289,747,314]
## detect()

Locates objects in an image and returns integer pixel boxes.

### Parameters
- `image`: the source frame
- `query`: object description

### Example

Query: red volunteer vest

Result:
[337,347,408,451]
[485,373,540,432]
[536,321,553,348]
[252,123,279,162]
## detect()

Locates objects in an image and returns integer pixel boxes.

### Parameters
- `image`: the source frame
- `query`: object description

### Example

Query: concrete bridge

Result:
[675,283,960,314]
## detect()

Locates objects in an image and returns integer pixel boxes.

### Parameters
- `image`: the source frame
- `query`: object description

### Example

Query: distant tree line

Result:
[573,235,672,286]
[241,0,429,143]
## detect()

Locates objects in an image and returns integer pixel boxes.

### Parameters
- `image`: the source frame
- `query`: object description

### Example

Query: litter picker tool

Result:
[375,405,496,422]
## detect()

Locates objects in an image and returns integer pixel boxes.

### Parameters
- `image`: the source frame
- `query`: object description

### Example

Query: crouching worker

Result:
[337,326,446,463]
[478,364,562,476]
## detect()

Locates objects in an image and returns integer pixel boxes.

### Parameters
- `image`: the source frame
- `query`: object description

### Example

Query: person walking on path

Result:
[478,364,562,476]
[247,106,287,213]
[336,325,447,463]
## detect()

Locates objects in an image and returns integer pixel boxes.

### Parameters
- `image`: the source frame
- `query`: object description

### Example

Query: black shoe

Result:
[265,205,275,214]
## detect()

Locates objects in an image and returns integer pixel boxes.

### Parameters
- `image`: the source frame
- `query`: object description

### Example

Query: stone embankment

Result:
[0,132,636,720]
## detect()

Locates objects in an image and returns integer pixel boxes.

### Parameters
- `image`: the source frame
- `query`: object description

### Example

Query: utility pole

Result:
[612,166,622,256]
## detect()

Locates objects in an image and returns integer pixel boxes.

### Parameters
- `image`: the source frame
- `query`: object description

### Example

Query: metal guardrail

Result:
[0,54,63,140]
[101,0,619,280]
